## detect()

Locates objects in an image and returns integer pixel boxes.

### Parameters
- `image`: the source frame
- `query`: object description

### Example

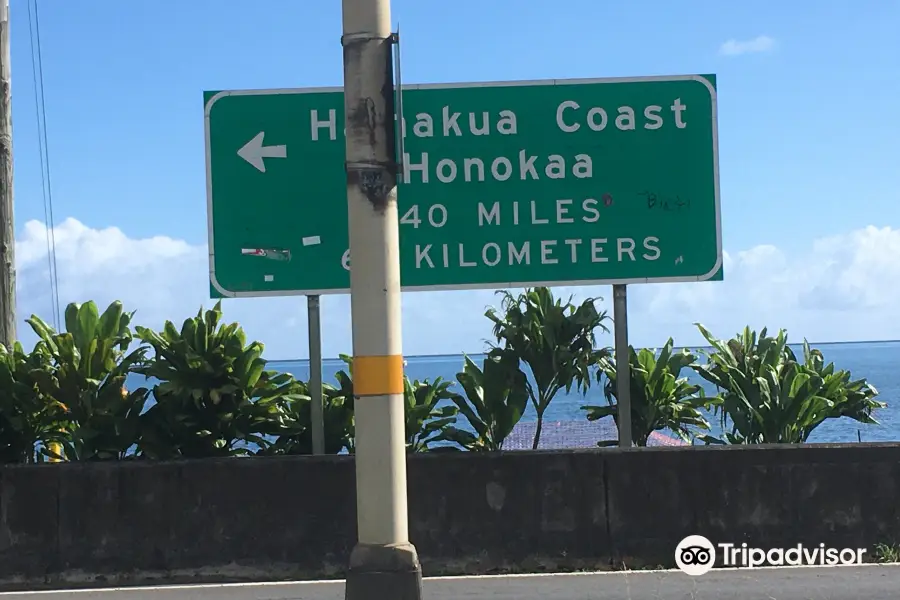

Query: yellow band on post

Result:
[353,354,405,396]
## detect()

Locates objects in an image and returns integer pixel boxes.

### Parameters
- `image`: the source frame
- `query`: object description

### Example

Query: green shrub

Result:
[27,301,149,460]
[263,354,355,455]
[134,302,303,458]
[693,324,883,444]
[0,341,68,463]
[583,338,712,446]
[485,287,611,449]
[439,353,528,451]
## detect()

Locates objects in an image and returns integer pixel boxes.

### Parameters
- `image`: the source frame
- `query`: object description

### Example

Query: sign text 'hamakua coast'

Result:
[204,75,722,297]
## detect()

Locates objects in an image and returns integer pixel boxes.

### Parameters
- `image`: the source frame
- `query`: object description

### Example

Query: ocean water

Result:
[122,340,900,448]
[266,340,900,445]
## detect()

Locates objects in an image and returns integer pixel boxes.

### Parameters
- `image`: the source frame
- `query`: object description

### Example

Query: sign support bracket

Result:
[391,26,404,176]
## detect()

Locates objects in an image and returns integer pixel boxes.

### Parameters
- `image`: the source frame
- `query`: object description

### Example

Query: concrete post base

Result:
[344,542,423,600]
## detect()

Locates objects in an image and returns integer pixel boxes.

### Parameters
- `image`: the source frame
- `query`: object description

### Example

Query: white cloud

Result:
[719,35,776,56]
[12,218,900,360]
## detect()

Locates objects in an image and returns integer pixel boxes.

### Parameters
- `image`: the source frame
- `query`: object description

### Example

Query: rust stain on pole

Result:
[343,35,398,214]
[347,167,395,213]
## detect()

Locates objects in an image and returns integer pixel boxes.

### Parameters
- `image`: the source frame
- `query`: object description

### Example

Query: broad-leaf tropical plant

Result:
[692,324,883,444]
[135,301,303,458]
[800,341,883,424]
[262,365,356,456]
[298,354,456,453]
[404,376,457,452]
[440,353,528,451]
[0,342,68,463]
[582,338,712,446]
[485,287,611,448]
[325,354,356,453]
[27,300,150,460]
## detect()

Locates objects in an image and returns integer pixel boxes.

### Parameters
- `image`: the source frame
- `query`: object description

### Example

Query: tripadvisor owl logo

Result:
[675,535,716,576]
[675,535,868,576]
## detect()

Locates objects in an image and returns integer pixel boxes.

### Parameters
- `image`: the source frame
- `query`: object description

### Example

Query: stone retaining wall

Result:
[0,443,896,590]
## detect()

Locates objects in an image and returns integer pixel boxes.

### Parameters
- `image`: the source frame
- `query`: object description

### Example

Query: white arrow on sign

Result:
[237,131,287,173]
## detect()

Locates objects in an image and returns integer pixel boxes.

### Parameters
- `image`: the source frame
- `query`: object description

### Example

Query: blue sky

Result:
[9,0,900,359]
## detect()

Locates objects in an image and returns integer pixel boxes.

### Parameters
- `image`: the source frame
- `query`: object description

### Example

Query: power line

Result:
[26,0,54,330]
[27,0,60,330]
[34,0,60,330]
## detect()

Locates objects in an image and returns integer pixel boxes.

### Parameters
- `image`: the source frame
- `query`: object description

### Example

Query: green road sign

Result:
[204,75,721,297]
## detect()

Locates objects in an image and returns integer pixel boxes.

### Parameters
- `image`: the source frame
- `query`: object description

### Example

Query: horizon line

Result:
[266,338,900,364]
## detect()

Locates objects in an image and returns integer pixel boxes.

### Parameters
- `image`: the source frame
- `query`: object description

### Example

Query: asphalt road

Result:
[3,565,899,599]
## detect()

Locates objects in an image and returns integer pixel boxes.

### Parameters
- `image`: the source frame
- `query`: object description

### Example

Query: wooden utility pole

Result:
[0,0,15,349]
